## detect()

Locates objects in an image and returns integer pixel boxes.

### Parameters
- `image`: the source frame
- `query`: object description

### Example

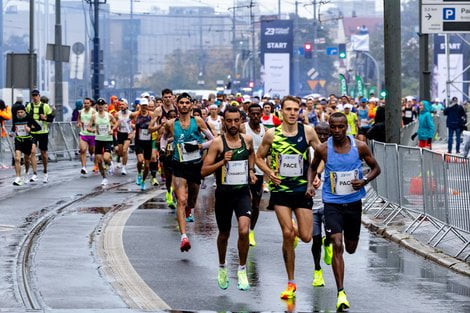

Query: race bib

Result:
[330,169,360,195]
[16,125,27,136]
[405,111,412,118]
[279,154,303,177]
[221,160,248,185]
[178,140,201,162]
[360,119,369,127]
[139,128,151,141]
[98,124,109,135]
[119,120,130,133]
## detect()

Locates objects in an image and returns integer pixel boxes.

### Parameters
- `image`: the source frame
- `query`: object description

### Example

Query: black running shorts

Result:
[215,187,252,233]
[324,200,362,240]
[270,191,313,210]
[172,159,202,184]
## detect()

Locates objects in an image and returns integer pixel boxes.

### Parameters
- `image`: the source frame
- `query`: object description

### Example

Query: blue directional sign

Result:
[326,47,338,56]
[443,8,456,20]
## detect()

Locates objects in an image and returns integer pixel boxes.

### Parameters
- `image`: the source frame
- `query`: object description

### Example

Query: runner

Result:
[356,98,371,142]
[147,99,160,186]
[261,102,281,129]
[133,98,154,190]
[26,89,54,183]
[310,112,381,311]
[11,104,42,185]
[206,104,223,136]
[343,104,359,137]
[255,95,321,299]
[87,98,118,186]
[76,97,96,175]
[310,122,333,287]
[201,105,257,291]
[115,99,133,175]
[162,92,214,252]
[242,103,266,247]
[158,109,178,208]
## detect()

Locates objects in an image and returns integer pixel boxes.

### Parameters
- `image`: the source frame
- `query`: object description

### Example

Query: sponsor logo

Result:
[264,27,290,35]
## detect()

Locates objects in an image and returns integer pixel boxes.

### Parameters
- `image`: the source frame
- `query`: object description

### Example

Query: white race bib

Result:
[139,128,151,141]
[119,120,130,133]
[222,160,248,185]
[330,169,360,195]
[178,140,201,162]
[16,125,28,137]
[405,111,412,118]
[98,124,109,135]
[279,154,303,177]
[360,119,369,127]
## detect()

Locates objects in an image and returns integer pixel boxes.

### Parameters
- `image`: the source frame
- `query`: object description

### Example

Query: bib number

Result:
[330,169,360,195]
[279,154,303,177]
[98,124,109,135]
[178,140,201,162]
[360,119,369,127]
[139,128,151,141]
[405,111,412,118]
[222,160,248,185]
[119,120,130,133]
[16,125,28,136]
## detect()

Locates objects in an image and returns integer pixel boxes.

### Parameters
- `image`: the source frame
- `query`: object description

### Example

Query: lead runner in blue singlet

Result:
[310,112,381,312]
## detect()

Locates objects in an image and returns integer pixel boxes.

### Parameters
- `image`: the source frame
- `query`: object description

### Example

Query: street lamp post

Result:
[361,51,380,96]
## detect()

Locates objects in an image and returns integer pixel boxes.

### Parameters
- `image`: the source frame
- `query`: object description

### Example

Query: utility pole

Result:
[383,0,401,144]
[92,0,100,100]
[54,0,64,121]
[198,8,205,82]
[278,0,281,19]
[232,0,236,80]
[294,1,299,95]
[249,0,255,85]
[418,0,431,102]
[29,0,35,96]
[129,0,134,101]
[0,0,3,89]
[312,0,318,93]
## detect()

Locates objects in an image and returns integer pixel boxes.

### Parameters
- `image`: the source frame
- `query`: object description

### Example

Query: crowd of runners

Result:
[8,88,382,312]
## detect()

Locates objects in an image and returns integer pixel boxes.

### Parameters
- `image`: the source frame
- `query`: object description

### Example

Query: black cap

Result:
[31,89,40,96]
[96,98,107,105]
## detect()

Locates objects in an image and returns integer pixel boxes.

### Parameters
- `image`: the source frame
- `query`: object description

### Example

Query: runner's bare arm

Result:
[356,140,381,185]
[305,124,321,148]
[244,134,257,184]
[255,129,281,185]
[195,116,214,149]
[201,137,225,177]
[109,114,118,132]
[86,114,96,133]
[310,143,327,181]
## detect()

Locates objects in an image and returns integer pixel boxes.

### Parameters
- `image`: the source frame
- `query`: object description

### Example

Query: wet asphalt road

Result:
[124,178,470,313]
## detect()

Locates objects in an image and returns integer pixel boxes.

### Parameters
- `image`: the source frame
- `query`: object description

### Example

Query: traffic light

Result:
[304,42,312,59]
[338,43,346,59]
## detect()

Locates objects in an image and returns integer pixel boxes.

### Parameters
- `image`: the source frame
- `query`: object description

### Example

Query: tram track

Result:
[16,179,135,310]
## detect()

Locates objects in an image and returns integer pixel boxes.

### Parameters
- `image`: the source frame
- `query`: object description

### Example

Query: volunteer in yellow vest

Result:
[26,89,54,183]
[343,104,358,137]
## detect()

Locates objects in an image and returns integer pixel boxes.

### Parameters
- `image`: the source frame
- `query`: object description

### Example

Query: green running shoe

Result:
[312,269,325,287]
[237,269,250,291]
[336,290,350,312]
[217,268,229,290]
[323,237,333,265]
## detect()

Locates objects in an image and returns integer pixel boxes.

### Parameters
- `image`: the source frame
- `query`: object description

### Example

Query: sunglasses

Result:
[179,101,191,104]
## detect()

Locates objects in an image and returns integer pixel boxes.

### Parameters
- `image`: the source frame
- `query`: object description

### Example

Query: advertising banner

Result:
[260,19,293,97]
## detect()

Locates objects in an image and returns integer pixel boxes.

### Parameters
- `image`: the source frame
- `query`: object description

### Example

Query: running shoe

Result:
[180,237,191,252]
[185,214,194,223]
[22,175,29,184]
[121,166,127,175]
[237,269,250,291]
[293,236,299,249]
[312,269,325,287]
[92,165,98,173]
[323,237,333,265]
[107,162,114,175]
[140,180,146,191]
[30,174,38,182]
[249,230,256,247]
[13,177,23,186]
[212,181,217,188]
[280,282,296,299]
[336,290,350,312]
[151,177,159,186]
[217,268,229,290]
[263,183,269,193]
[136,174,142,185]
[81,167,88,175]
[43,173,49,183]
[101,178,108,186]
[116,162,122,169]
[165,191,176,209]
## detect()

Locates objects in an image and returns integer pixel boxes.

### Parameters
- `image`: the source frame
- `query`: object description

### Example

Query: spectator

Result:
[417,100,435,149]
[444,96,466,154]
[366,106,385,142]
[0,99,12,138]
[71,99,83,122]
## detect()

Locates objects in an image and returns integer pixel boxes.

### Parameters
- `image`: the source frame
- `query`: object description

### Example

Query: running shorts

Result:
[95,140,113,155]
[324,200,362,240]
[172,160,202,184]
[270,191,313,210]
[135,140,153,160]
[32,133,48,151]
[215,187,252,232]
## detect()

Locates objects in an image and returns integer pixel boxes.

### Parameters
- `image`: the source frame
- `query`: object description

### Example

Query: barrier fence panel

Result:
[372,142,387,202]
[421,149,448,224]
[443,154,470,234]
[384,144,400,205]
[400,121,419,146]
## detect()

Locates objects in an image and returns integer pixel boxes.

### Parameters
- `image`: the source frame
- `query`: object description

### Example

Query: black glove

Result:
[184,142,199,152]
[411,132,417,141]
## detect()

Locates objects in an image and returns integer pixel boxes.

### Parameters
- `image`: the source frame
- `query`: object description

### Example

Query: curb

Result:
[362,215,470,277]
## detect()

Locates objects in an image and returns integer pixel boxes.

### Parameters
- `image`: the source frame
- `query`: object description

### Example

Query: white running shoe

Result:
[101,178,108,186]
[108,162,114,175]
[121,166,127,175]
[13,177,23,186]
[43,173,49,183]
[81,167,88,175]
[116,162,122,169]
[30,174,38,182]
[23,175,29,184]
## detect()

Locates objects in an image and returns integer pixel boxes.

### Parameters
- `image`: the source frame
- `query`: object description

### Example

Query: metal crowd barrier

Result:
[1,121,81,162]
[366,140,470,261]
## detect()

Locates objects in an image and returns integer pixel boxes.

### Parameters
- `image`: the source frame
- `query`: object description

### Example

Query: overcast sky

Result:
[108,0,383,18]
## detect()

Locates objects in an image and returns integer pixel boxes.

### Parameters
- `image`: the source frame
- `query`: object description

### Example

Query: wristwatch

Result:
[363,176,369,184]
